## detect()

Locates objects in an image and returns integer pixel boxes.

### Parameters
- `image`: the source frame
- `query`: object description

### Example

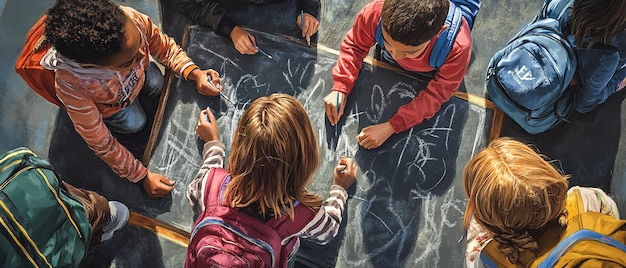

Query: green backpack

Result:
[0,147,92,267]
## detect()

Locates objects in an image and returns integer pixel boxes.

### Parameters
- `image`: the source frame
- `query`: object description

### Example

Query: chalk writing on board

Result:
[365,82,417,123]
[409,188,465,265]
[324,73,467,267]
[148,27,486,267]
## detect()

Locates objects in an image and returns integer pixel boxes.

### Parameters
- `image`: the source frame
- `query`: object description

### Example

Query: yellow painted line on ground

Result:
[128,212,190,247]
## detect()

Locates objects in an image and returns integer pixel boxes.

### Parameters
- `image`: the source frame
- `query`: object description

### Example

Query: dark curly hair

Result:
[381,0,449,46]
[44,0,127,65]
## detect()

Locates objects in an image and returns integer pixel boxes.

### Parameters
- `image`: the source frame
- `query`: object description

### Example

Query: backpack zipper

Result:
[192,218,277,267]
[486,67,496,80]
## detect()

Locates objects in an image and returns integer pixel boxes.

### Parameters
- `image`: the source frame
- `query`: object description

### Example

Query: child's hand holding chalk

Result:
[143,171,175,199]
[196,107,220,142]
[207,77,235,105]
[188,68,221,97]
[323,91,346,127]
[231,27,258,55]
[333,157,357,190]
[298,11,320,47]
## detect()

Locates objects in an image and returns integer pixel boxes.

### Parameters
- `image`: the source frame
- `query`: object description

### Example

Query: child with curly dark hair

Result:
[40,0,222,198]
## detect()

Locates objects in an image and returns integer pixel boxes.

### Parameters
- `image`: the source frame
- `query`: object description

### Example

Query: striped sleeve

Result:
[568,186,620,219]
[298,185,348,245]
[124,7,198,79]
[187,141,226,214]
[56,74,148,182]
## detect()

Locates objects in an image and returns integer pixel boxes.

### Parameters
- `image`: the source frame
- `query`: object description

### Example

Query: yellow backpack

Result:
[480,188,626,267]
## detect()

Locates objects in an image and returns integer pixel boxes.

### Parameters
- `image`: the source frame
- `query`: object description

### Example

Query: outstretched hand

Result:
[357,122,395,149]
[230,26,258,55]
[142,171,175,199]
[196,107,219,142]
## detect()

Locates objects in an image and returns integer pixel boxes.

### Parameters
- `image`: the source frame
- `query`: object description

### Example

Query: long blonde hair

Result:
[224,93,322,219]
[463,138,569,264]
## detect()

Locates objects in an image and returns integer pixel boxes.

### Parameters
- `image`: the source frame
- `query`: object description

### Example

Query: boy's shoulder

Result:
[360,0,384,17]
[452,17,473,51]
[118,5,141,16]
[118,5,150,28]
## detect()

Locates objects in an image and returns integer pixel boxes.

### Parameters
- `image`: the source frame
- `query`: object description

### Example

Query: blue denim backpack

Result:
[486,0,577,134]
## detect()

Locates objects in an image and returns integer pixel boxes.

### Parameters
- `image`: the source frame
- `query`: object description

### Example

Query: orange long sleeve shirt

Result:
[42,6,198,182]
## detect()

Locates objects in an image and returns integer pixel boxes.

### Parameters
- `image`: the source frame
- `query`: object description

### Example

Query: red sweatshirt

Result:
[332,0,472,132]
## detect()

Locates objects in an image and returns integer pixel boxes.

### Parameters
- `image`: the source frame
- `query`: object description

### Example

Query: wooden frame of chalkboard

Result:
[141,23,504,267]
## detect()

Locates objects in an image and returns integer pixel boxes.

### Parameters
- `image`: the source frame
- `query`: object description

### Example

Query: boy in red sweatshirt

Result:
[325,0,473,149]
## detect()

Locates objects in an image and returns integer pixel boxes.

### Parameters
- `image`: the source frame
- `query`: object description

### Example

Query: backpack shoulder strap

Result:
[19,15,49,55]
[450,0,481,29]
[14,15,60,106]
[202,167,231,208]
[375,18,385,49]
[537,0,574,32]
[538,229,626,268]
[429,3,463,69]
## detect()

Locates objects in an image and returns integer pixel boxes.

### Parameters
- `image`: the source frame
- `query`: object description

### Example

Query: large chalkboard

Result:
[146,25,498,268]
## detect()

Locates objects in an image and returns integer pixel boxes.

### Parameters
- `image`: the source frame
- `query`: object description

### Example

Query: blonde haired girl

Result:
[187,93,357,266]
[463,137,621,267]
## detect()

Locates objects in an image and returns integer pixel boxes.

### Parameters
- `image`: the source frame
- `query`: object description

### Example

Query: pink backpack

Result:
[185,168,317,268]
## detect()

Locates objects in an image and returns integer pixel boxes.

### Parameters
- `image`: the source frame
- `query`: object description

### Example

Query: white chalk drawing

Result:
[149,29,490,267]
[408,188,466,266]
[338,92,466,267]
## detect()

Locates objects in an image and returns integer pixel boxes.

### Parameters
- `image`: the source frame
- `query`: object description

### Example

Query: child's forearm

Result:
[201,141,225,170]
[324,184,349,224]
[191,140,225,197]
[187,141,226,214]
[299,185,348,245]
